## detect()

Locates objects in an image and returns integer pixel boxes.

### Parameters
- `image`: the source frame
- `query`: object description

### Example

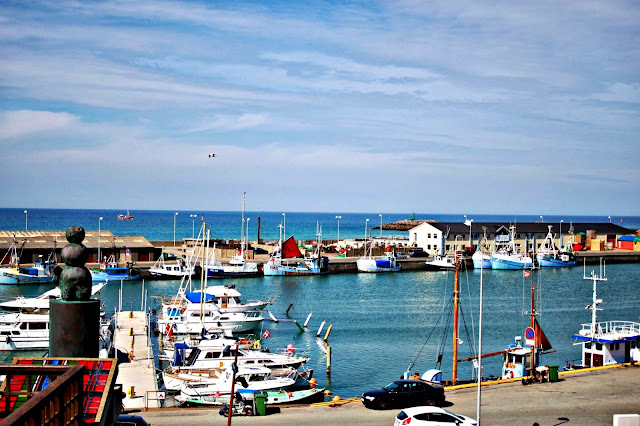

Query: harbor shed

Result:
[617,235,638,250]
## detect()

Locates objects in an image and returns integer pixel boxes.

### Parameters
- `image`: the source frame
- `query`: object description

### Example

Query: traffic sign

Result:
[525,327,535,346]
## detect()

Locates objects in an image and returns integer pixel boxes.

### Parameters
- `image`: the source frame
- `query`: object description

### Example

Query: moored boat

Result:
[263,226,329,276]
[90,254,140,281]
[0,238,59,285]
[149,251,195,278]
[536,225,577,268]
[491,226,533,270]
[424,254,456,271]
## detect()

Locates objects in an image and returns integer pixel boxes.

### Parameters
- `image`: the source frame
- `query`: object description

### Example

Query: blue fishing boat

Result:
[491,226,533,270]
[0,237,59,285]
[536,225,577,268]
[90,254,140,281]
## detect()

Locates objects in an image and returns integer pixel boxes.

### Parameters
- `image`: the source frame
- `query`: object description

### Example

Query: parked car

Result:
[395,252,408,259]
[116,415,151,426]
[394,406,477,425]
[361,379,445,410]
[409,249,429,258]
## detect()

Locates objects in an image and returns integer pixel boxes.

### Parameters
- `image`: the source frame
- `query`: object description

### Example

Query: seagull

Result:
[208,153,216,158]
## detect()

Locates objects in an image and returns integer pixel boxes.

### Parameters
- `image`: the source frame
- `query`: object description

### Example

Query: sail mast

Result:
[530,269,536,376]
[452,251,460,385]
[240,192,246,259]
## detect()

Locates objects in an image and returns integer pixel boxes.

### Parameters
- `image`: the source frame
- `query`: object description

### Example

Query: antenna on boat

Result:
[584,258,607,335]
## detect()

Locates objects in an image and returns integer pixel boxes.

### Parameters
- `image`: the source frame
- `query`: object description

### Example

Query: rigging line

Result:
[407,295,452,372]
[435,295,455,370]
[458,301,478,359]
[462,261,477,353]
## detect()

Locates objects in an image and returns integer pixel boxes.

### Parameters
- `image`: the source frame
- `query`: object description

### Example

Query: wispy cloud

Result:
[0,110,78,139]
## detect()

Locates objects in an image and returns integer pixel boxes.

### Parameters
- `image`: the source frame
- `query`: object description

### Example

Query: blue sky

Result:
[1,1,638,214]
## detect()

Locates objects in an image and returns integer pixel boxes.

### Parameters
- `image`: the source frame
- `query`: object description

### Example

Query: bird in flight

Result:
[208,154,216,158]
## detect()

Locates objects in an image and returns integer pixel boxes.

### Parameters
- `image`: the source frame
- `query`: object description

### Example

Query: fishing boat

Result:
[90,254,140,281]
[117,210,134,220]
[570,261,640,368]
[263,223,329,276]
[0,238,59,285]
[206,193,260,279]
[424,254,456,271]
[149,251,195,278]
[357,238,401,273]
[490,226,533,270]
[536,226,577,268]
[182,387,325,406]
[472,227,492,269]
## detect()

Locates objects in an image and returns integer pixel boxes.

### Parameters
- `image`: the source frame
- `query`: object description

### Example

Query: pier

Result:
[114,310,160,410]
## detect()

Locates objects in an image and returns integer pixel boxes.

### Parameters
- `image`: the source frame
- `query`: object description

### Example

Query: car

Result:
[361,379,445,410]
[408,249,429,258]
[394,406,477,425]
[395,252,408,259]
[116,415,151,426]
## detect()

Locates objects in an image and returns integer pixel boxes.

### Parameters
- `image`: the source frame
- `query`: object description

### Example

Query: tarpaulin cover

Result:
[185,292,214,303]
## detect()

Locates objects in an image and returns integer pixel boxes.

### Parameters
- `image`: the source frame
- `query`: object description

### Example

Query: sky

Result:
[0,1,639,215]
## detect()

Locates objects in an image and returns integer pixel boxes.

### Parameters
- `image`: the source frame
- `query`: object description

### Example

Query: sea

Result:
[0,208,639,399]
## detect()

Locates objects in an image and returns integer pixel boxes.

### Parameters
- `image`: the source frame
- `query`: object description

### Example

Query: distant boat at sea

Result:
[117,210,134,220]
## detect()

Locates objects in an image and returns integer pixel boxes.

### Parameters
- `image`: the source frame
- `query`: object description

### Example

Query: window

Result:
[516,233,521,238]
[427,233,431,238]
[427,245,431,250]
[30,322,47,330]
[595,343,603,351]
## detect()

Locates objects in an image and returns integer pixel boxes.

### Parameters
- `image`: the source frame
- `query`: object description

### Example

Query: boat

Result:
[205,193,260,279]
[570,261,640,368]
[0,310,114,356]
[424,254,456,271]
[472,227,492,269]
[174,366,298,405]
[356,237,401,273]
[490,226,533,270]
[0,237,59,285]
[181,387,325,406]
[117,210,134,220]
[149,251,195,278]
[0,282,107,313]
[263,223,329,276]
[536,225,577,268]
[500,268,553,380]
[199,285,275,313]
[90,254,140,281]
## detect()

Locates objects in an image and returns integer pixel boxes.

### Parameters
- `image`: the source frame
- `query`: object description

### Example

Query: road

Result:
[135,364,640,425]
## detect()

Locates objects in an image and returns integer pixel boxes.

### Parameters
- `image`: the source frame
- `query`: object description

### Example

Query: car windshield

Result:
[443,409,463,420]
[383,382,400,390]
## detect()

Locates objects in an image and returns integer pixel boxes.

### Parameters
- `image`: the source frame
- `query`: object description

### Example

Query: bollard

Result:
[317,321,326,337]
[304,312,313,328]
[285,303,294,316]
[294,320,305,332]
[129,311,133,318]
[129,327,133,336]
[326,345,331,374]
[130,337,134,348]
[324,324,332,342]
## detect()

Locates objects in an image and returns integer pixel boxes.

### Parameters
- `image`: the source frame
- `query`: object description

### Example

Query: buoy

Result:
[129,311,133,318]
[309,378,317,385]
[287,343,295,353]
[332,395,341,402]
[324,390,332,396]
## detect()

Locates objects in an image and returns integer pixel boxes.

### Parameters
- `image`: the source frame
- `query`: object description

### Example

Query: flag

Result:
[263,330,270,338]
[524,270,531,278]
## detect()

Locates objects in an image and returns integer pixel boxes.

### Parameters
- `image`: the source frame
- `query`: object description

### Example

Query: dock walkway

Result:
[114,310,160,410]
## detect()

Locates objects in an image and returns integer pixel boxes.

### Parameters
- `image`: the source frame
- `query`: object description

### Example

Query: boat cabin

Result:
[573,321,640,367]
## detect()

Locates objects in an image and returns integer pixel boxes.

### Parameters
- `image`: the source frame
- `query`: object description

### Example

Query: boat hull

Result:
[90,270,140,281]
[0,271,57,285]
[207,264,260,279]
[491,255,533,270]
[536,254,577,268]
[263,264,328,276]
[356,258,400,273]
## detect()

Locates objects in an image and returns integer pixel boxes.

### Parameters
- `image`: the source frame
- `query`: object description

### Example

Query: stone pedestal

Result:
[49,299,100,358]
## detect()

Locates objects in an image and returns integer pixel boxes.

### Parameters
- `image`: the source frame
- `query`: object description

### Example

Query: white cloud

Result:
[591,83,640,103]
[0,110,78,139]
[186,113,270,133]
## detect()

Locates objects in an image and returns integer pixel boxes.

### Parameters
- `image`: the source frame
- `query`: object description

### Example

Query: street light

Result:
[540,215,544,223]
[560,219,564,248]
[190,214,197,239]
[608,216,611,223]
[365,218,369,240]
[282,213,286,238]
[335,216,342,242]
[24,210,28,231]
[173,212,179,247]
[98,217,103,262]
[379,214,383,237]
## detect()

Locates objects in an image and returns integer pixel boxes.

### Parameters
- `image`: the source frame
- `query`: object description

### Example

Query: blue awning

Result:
[185,292,214,303]
[572,334,638,344]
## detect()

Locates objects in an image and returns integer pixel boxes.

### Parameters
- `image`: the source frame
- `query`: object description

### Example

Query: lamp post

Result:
[24,210,28,231]
[246,218,250,248]
[335,216,342,242]
[173,212,179,247]
[282,213,286,238]
[190,214,197,239]
[608,216,611,223]
[560,219,564,248]
[365,218,369,240]
[540,215,544,223]
[379,214,383,237]
[98,217,103,262]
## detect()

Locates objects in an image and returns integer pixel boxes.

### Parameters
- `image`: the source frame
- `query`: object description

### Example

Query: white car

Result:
[394,406,477,426]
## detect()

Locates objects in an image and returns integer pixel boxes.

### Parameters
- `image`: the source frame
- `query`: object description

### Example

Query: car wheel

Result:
[377,400,389,410]
[426,399,436,406]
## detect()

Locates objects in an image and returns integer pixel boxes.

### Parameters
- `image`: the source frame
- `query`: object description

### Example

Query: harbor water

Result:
[0,263,638,399]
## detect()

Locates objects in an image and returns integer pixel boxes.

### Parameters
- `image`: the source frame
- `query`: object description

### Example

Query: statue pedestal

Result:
[49,299,100,358]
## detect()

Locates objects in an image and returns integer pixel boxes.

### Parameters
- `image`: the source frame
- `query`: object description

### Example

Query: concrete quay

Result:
[132,364,640,425]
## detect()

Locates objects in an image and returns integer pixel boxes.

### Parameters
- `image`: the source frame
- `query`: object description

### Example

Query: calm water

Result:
[1,264,638,398]
[2,208,638,242]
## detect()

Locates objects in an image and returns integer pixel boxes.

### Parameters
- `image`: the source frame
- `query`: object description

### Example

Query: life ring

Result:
[164,324,171,334]
[506,371,513,379]
[253,341,261,350]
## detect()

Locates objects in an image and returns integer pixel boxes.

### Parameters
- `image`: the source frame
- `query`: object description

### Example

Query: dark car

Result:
[362,379,445,410]
[409,249,429,258]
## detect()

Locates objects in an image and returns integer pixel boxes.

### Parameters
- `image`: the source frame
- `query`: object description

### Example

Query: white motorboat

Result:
[425,254,456,271]
[174,366,296,404]
[570,262,640,369]
[0,282,107,313]
[149,252,195,278]
[196,285,275,313]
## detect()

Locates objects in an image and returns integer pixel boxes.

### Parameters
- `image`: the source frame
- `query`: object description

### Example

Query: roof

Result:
[0,230,153,250]
[410,222,632,235]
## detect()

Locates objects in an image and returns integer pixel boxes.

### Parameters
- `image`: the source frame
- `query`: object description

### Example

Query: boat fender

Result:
[253,341,261,350]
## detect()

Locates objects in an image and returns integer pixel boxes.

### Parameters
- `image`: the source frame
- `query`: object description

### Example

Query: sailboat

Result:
[356,220,400,273]
[205,193,260,279]
[117,210,134,220]
[472,227,492,269]
[263,222,329,276]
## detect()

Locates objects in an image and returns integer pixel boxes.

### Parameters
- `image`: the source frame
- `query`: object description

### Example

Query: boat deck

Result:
[115,310,160,410]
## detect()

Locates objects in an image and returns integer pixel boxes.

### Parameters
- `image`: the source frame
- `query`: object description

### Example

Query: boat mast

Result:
[452,251,460,385]
[529,269,536,376]
[240,192,246,259]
